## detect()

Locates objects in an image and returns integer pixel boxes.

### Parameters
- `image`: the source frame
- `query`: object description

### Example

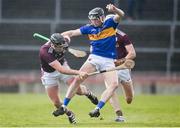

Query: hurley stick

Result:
[88,59,135,76]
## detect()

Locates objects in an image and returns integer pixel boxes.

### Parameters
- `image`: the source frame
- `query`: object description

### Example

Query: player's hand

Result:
[114,58,126,66]
[78,71,88,80]
[106,4,116,12]
[63,35,71,44]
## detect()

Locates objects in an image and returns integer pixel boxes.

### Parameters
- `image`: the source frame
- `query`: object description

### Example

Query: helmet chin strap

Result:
[100,16,104,23]
[97,17,104,27]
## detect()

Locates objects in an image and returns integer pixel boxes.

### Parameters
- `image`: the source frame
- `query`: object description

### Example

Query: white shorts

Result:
[41,62,72,88]
[87,54,115,71]
[117,69,132,83]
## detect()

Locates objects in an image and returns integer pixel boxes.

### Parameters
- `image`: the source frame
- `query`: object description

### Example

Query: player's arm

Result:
[49,60,88,79]
[115,33,136,66]
[49,60,82,75]
[114,44,136,66]
[61,29,82,38]
[124,44,136,60]
[106,3,125,23]
[49,60,88,80]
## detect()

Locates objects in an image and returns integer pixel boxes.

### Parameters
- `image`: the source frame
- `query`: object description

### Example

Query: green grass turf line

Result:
[0,93,180,127]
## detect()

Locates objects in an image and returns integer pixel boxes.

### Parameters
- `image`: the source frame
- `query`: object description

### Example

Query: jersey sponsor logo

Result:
[90,29,97,33]
[48,47,53,53]
[88,27,116,41]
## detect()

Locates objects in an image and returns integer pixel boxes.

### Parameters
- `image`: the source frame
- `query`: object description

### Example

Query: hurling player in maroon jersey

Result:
[39,33,98,124]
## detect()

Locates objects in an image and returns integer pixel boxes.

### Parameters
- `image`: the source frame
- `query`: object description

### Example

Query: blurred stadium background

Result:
[0,0,180,94]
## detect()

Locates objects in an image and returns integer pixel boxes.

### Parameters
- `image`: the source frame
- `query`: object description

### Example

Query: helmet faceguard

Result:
[88,7,104,20]
[50,33,69,53]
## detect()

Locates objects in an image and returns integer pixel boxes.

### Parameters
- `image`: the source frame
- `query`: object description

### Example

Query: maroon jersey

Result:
[116,29,133,59]
[39,43,65,73]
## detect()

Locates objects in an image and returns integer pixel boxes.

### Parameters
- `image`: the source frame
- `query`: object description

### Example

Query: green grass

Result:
[0,93,180,127]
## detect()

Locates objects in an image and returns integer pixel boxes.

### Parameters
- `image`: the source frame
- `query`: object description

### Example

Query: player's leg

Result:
[66,78,98,105]
[118,69,134,104]
[121,80,134,104]
[41,71,62,113]
[46,86,76,124]
[106,69,133,122]
[105,81,125,122]
[46,85,65,117]
[88,55,119,117]
[108,69,133,122]
[61,61,96,114]
[49,87,76,124]
[104,81,122,113]
[109,93,125,122]
[46,85,61,109]
[89,71,119,117]
[76,85,99,105]
[41,71,76,124]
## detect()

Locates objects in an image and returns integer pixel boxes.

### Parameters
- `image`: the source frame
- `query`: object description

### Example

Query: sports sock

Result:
[63,98,70,106]
[96,101,105,109]
[66,110,71,116]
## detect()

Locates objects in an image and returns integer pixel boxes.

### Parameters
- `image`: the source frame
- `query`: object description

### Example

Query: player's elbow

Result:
[58,69,67,74]
[129,51,136,59]
[132,51,136,59]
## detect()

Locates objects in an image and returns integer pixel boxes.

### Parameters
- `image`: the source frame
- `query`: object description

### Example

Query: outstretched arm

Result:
[49,60,88,80]
[49,60,80,75]
[61,29,82,38]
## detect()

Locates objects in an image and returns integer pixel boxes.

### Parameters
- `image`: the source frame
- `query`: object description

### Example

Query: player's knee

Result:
[113,82,119,88]
[76,88,83,95]
[76,91,82,95]
[111,82,119,92]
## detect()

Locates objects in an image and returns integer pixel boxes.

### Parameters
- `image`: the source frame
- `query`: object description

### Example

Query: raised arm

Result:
[106,3,125,23]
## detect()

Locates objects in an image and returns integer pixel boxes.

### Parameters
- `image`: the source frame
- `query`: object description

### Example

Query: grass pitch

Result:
[0,93,180,127]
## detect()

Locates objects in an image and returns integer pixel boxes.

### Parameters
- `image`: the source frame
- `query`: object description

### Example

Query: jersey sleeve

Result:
[80,25,90,34]
[122,35,133,46]
[40,48,56,64]
[105,17,119,29]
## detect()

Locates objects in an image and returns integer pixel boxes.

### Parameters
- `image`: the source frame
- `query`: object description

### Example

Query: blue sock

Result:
[97,101,105,109]
[63,98,71,106]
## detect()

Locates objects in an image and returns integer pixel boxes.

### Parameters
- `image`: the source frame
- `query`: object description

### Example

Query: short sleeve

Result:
[123,35,133,46]
[80,25,90,35]
[40,48,56,64]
